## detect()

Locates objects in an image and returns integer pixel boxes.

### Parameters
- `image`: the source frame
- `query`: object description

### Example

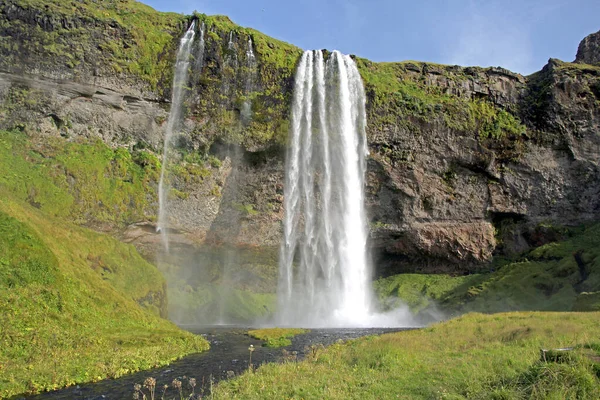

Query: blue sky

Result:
[144,0,600,75]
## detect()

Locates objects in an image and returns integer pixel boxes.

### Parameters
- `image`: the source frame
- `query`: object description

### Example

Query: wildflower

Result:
[143,377,156,389]
[189,378,197,388]
[172,378,182,390]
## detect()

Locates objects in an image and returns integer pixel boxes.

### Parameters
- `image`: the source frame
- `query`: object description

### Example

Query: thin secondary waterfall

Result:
[277,50,372,327]
[241,36,257,122]
[194,21,206,72]
[157,21,196,251]
[228,31,234,50]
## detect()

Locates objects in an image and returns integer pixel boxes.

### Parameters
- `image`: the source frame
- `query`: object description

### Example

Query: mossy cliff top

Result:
[3,0,597,152]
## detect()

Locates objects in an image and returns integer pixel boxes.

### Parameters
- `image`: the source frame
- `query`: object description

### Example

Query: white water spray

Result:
[277,50,414,328]
[157,21,196,252]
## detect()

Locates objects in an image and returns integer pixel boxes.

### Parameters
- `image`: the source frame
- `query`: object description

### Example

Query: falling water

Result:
[194,21,206,72]
[241,36,257,122]
[276,50,373,327]
[227,31,235,51]
[157,21,196,252]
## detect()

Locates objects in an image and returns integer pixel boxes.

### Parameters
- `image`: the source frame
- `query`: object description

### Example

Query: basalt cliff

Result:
[1,0,599,281]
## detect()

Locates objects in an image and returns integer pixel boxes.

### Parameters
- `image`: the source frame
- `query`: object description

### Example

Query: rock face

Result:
[576,30,600,65]
[1,1,599,277]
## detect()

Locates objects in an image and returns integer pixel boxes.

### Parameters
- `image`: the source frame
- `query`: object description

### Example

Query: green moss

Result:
[0,212,59,288]
[0,130,159,226]
[467,100,526,140]
[355,58,527,165]
[233,202,259,216]
[0,196,208,398]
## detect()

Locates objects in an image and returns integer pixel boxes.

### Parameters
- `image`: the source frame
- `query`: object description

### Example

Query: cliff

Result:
[1,0,599,280]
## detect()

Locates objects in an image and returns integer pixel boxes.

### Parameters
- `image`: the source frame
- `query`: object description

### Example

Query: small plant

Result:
[233,202,259,216]
[281,349,298,363]
[133,376,200,400]
[248,344,255,371]
[305,344,325,362]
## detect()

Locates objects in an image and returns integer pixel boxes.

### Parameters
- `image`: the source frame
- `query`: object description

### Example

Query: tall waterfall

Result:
[277,50,373,327]
[157,21,196,251]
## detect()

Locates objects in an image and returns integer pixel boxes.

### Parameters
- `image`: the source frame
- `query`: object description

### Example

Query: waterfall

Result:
[277,50,373,327]
[246,37,256,63]
[228,31,235,50]
[157,21,196,252]
[241,36,257,122]
[194,21,206,72]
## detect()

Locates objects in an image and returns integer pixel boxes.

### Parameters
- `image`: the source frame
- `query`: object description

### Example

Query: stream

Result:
[25,327,410,399]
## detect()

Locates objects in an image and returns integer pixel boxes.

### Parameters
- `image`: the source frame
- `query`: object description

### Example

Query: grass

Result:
[213,312,600,399]
[247,328,308,348]
[0,194,208,398]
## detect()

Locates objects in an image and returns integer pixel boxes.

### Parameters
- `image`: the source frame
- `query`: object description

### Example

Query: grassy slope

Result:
[0,196,208,398]
[214,312,600,399]
[375,223,600,316]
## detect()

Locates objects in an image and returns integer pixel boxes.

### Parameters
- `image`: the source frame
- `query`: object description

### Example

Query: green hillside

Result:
[0,194,208,398]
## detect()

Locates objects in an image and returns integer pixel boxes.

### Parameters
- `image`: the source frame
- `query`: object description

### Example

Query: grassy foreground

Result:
[0,196,208,398]
[214,312,600,399]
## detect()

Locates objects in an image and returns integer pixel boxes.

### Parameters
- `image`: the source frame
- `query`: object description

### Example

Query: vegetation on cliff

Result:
[0,0,186,92]
[375,222,600,316]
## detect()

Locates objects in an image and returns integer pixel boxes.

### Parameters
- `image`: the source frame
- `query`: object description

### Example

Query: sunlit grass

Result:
[0,196,208,398]
[215,312,600,399]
